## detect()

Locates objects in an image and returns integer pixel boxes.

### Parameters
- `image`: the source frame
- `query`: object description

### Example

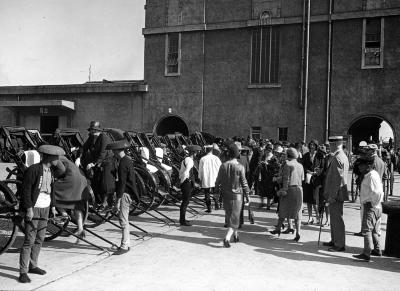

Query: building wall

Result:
[0,91,144,138]
[143,32,204,133]
[143,0,400,143]
[330,16,400,138]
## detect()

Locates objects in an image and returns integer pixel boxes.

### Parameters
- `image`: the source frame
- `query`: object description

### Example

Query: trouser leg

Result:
[363,232,373,255]
[119,193,132,249]
[329,201,345,248]
[20,207,49,274]
[204,188,212,212]
[30,207,49,270]
[180,180,193,222]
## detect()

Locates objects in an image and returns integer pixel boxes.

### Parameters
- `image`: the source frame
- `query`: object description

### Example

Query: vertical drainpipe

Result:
[325,0,333,142]
[200,0,206,132]
[303,0,311,142]
[300,0,306,108]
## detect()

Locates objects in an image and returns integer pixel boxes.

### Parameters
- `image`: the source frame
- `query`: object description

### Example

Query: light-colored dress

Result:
[279,159,304,219]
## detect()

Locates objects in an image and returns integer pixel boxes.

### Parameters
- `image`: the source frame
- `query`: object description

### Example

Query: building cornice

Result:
[143,8,400,35]
[0,81,148,95]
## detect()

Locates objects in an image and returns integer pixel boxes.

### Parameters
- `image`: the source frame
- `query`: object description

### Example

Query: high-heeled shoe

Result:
[282,228,295,234]
[269,229,281,237]
[233,235,239,243]
[293,234,300,242]
[223,239,231,248]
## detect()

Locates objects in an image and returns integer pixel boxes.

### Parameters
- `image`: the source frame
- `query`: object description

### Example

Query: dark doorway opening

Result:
[154,115,189,136]
[40,116,59,134]
[348,116,394,148]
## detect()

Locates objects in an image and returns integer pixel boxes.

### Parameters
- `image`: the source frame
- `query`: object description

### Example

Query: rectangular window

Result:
[278,127,288,141]
[165,33,181,76]
[250,26,280,84]
[251,127,262,140]
[362,18,384,69]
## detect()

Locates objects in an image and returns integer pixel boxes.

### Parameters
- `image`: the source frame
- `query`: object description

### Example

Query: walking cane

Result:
[317,204,325,246]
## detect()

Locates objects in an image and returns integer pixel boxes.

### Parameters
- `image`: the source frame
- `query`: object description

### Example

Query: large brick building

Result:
[0,0,399,147]
[142,0,400,146]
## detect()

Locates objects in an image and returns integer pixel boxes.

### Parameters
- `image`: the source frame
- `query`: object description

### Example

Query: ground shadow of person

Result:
[160,218,400,274]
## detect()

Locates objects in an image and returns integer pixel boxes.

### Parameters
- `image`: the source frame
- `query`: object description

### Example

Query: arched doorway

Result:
[154,115,189,136]
[348,115,395,148]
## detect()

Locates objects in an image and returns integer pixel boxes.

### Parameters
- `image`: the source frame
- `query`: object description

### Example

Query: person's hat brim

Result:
[38,145,65,156]
[106,140,129,150]
[187,145,202,152]
[328,136,344,142]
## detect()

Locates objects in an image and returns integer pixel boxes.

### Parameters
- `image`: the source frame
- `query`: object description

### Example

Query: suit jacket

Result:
[81,133,113,168]
[323,149,349,202]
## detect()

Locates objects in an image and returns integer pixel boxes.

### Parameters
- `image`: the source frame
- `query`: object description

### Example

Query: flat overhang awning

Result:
[0,100,75,110]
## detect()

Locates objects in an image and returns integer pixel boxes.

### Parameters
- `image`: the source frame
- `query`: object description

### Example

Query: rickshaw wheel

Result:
[0,183,18,255]
[129,167,155,216]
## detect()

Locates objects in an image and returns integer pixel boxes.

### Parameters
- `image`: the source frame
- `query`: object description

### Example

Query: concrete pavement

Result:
[0,169,399,290]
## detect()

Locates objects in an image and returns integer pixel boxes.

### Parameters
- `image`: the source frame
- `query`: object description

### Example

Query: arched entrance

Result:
[348,115,395,148]
[154,115,189,136]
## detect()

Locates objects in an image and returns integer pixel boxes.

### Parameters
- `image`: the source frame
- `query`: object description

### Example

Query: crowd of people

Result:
[16,120,391,283]
[192,135,388,260]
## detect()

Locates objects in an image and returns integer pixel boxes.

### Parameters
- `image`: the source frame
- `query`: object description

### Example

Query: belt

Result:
[288,185,302,188]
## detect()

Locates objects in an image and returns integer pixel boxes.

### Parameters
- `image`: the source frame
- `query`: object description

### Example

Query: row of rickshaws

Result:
[0,126,216,254]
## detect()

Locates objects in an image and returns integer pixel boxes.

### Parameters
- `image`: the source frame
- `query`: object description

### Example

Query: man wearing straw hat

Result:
[19,145,64,283]
[322,136,349,252]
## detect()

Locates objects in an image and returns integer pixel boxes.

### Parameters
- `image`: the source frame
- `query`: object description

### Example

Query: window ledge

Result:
[164,73,181,77]
[361,65,383,69]
[248,84,281,89]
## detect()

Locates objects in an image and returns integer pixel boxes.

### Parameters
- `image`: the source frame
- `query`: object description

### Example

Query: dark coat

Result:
[249,147,264,173]
[256,155,280,198]
[116,155,138,200]
[53,156,87,202]
[21,163,54,211]
[81,133,113,168]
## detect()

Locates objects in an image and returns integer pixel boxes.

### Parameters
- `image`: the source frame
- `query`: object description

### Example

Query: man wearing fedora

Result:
[323,136,349,252]
[81,121,114,210]
[19,145,64,283]
[107,140,138,255]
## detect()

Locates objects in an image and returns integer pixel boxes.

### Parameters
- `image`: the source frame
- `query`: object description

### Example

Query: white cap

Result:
[359,141,367,147]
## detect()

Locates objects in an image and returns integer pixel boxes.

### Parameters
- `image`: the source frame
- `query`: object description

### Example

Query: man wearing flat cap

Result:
[81,121,114,210]
[323,136,349,252]
[106,140,138,255]
[19,145,64,283]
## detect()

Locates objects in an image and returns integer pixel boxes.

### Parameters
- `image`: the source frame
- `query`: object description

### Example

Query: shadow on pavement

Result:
[159,217,400,274]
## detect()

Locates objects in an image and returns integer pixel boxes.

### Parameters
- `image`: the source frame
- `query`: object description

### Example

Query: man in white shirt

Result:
[199,145,222,213]
[353,156,383,262]
[179,145,201,226]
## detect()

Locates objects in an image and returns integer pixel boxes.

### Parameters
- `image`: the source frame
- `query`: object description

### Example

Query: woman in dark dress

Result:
[256,144,280,210]
[215,143,250,248]
[302,140,322,225]
[53,156,89,238]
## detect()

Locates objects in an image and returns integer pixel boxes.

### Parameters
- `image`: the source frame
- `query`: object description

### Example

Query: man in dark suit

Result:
[323,136,349,252]
[81,121,114,209]
[19,145,64,283]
